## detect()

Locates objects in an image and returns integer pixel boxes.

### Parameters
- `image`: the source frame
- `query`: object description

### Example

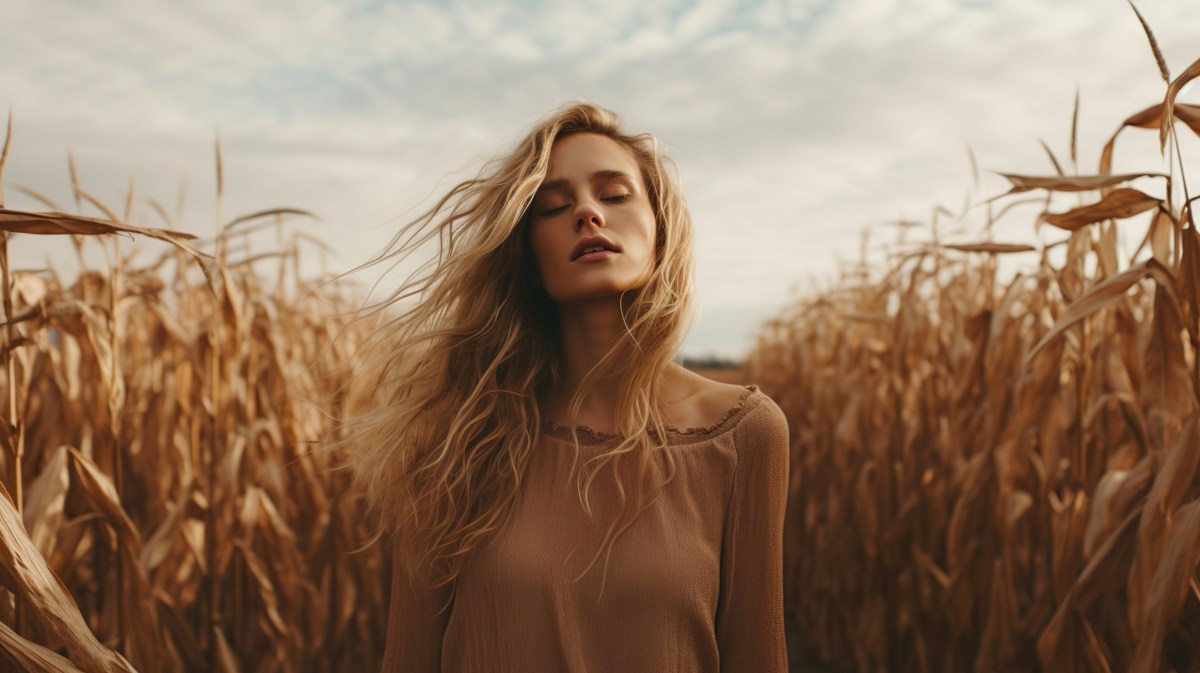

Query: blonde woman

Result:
[339,102,790,672]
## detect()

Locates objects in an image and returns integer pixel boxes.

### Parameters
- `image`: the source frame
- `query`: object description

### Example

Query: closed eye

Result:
[539,194,632,217]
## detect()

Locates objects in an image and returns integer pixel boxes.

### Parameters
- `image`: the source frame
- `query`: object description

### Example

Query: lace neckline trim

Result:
[539,384,762,445]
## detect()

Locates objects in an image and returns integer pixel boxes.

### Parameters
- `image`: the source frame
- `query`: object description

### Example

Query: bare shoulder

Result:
[663,365,755,429]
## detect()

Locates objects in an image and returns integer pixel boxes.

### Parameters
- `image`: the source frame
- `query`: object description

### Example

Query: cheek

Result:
[528,224,558,275]
[637,213,659,264]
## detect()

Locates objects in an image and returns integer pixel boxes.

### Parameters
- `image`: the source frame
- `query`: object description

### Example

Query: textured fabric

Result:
[380,385,790,673]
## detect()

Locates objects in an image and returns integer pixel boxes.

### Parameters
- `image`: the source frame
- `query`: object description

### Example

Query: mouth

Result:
[569,236,621,262]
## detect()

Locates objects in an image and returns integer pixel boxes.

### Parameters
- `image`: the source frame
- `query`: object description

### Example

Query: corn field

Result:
[1,20,1199,673]
[746,33,1200,673]
[0,122,387,671]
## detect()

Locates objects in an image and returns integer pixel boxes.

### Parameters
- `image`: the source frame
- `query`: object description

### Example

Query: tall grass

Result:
[747,22,1200,673]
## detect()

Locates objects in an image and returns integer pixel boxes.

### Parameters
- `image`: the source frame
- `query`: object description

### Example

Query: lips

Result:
[569,236,621,261]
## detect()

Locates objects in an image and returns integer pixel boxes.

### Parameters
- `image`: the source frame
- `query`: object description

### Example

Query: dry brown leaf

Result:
[998,172,1164,193]
[1117,102,1200,135]
[153,595,202,671]
[1098,220,1120,277]
[0,480,137,673]
[1129,413,1200,634]
[1084,457,1154,558]
[219,263,246,336]
[1004,490,1033,531]
[1100,102,1200,174]
[22,445,70,559]
[0,209,196,239]
[12,272,50,308]
[1161,56,1200,150]
[975,557,1018,671]
[1037,508,1139,668]
[1026,260,1152,364]
[853,463,879,557]
[946,452,991,571]
[912,548,949,590]
[67,449,163,670]
[1148,208,1174,268]
[1175,103,1200,136]
[140,483,192,573]
[179,518,207,574]
[1041,189,1161,231]
[1142,259,1193,428]
[0,208,218,293]
[1079,616,1116,673]
[1038,138,1065,176]
[842,311,889,323]
[0,619,88,673]
[212,627,240,673]
[1179,225,1200,334]
[234,542,288,638]
[1129,499,1200,673]
[224,208,316,232]
[942,242,1037,254]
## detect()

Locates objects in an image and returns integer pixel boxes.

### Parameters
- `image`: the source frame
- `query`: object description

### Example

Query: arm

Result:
[380,537,455,673]
[715,397,790,673]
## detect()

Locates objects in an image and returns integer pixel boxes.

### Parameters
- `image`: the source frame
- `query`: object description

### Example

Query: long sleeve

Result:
[380,536,455,673]
[714,397,790,673]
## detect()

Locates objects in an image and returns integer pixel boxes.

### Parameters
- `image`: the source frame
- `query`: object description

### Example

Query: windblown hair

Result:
[332,101,695,606]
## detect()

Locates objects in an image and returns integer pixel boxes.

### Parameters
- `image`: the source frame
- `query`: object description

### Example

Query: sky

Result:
[3,0,1199,359]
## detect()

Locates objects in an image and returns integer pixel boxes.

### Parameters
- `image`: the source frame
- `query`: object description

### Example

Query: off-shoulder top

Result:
[380,385,790,673]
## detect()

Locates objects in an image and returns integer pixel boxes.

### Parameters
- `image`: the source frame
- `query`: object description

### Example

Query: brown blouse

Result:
[380,385,790,673]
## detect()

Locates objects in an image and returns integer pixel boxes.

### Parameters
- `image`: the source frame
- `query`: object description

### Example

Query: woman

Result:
[338,101,790,672]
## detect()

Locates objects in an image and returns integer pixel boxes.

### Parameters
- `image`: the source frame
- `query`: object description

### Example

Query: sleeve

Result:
[714,396,790,673]
[380,536,455,673]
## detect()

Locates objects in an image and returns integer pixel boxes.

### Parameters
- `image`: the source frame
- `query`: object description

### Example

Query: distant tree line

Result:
[678,354,742,370]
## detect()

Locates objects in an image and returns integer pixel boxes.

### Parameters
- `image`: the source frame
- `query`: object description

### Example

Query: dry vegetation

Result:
[746,25,1200,673]
[1,14,1199,673]
[0,126,387,671]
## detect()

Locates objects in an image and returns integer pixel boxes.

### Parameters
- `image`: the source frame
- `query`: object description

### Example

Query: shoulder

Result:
[663,365,755,430]
[732,388,788,447]
[726,388,789,500]
[661,365,788,441]
[695,381,757,428]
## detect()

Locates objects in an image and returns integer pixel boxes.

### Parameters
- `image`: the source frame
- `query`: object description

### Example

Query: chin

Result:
[549,280,645,304]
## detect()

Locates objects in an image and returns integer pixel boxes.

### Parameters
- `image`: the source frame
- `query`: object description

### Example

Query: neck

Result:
[551,293,640,424]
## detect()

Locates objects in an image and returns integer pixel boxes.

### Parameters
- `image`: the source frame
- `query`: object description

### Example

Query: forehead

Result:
[542,132,641,182]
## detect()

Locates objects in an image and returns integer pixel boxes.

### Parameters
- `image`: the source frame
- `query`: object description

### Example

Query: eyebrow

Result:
[535,169,634,195]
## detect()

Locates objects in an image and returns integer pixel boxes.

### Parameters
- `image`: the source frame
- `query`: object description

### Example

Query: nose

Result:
[574,199,605,231]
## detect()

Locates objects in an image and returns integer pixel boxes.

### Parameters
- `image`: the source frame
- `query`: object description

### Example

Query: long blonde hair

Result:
[333,101,695,604]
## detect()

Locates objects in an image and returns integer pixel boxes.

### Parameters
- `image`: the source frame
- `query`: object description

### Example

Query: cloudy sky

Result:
[3,0,1198,358]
